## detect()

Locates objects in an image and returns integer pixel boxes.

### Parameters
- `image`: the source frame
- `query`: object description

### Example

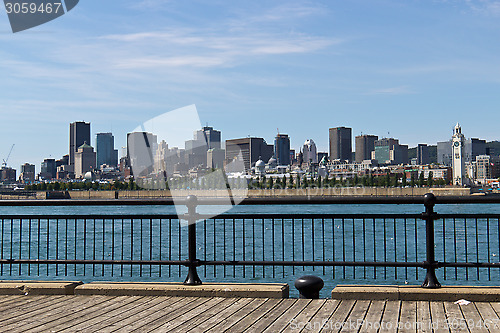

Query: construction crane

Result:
[2,144,14,168]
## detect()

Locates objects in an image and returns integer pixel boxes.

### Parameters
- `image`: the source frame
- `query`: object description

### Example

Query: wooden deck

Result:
[0,295,500,332]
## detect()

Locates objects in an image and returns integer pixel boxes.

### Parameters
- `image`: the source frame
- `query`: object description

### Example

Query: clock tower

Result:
[451,123,465,185]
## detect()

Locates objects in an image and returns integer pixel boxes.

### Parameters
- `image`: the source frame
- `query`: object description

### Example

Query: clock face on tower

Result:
[454,141,460,147]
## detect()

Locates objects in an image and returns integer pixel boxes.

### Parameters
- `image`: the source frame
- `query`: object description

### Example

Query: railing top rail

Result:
[1,194,500,206]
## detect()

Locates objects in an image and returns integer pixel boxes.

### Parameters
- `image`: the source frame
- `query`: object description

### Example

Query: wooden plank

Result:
[324,300,356,333]
[199,298,268,332]
[339,300,370,333]
[113,297,209,332]
[0,296,95,327]
[225,298,282,333]
[360,301,386,332]
[3,296,111,331]
[475,302,500,332]
[443,302,469,333]
[275,299,325,333]
[169,297,241,332]
[0,295,30,308]
[460,302,489,333]
[416,301,432,333]
[0,295,65,319]
[262,299,313,333]
[398,301,417,333]
[243,299,297,333]
[189,297,270,332]
[429,302,450,333]
[58,296,160,332]
[150,297,230,332]
[100,297,187,332]
[379,301,400,333]
[22,296,143,332]
[295,299,340,333]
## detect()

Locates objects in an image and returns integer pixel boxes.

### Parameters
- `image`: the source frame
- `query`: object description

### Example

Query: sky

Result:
[1,0,500,171]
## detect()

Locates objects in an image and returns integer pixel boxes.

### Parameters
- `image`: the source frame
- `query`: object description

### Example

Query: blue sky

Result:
[1,0,500,171]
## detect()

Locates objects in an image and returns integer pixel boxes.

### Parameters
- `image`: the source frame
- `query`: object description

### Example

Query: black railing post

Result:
[184,195,202,285]
[421,193,441,288]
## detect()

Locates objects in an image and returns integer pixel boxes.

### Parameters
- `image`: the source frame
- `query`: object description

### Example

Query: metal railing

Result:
[0,193,499,288]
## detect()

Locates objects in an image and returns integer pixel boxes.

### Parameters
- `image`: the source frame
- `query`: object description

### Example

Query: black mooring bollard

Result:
[421,193,441,289]
[295,275,324,299]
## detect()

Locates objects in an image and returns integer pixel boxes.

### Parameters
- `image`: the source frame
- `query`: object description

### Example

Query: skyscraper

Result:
[329,127,352,161]
[69,121,90,167]
[302,139,318,164]
[225,137,273,172]
[74,143,96,178]
[127,132,158,177]
[355,135,378,163]
[274,134,291,166]
[417,144,430,165]
[96,133,118,168]
[195,126,221,150]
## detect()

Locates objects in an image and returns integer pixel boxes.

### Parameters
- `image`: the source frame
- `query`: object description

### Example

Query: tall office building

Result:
[355,135,378,163]
[40,158,56,179]
[274,134,291,166]
[74,143,96,178]
[329,127,352,161]
[69,121,90,167]
[417,144,430,165]
[372,138,408,165]
[225,137,273,172]
[194,126,221,150]
[96,133,118,168]
[127,132,158,177]
[20,163,35,183]
[302,139,318,164]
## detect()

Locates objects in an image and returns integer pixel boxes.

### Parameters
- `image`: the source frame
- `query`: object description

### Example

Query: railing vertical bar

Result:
[443,217,446,280]
[64,218,67,276]
[149,218,153,277]
[83,218,87,276]
[29,218,33,276]
[312,218,315,273]
[214,218,217,278]
[159,218,162,278]
[112,218,115,278]
[55,218,58,276]
[404,217,408,281]
[373,218,376,279]
[414,217,418,280]
[10,218,13,275]
[465,218,469,281]
[475,217,479,281]
[1,218,4,276]
[121,218,124,277]
[363,218,366,279]
[178,218,181,278]
[233,218,236,277]
[302,218,305,272]
[140,218,143,277]
[322,218,325,276]
[454,217,457,280]
[487,217,491,281]
[272,218,275,279]
[393,218,397,280]
[46,218,49,276]
[262,218,265,278]
[74,218,77,276]
[204,219,207,278]
[282,218,285,278]
[102,218,105,276]
[224,217,227,278]
[37,218,41,276]
[352,218,355,279]
[19,218,23,275]
[252,218,255,278]
[93,218,96,277]
[131,218,134,277]
[292,217,295,276]
[383,217,387,280]
[342,218,345,279]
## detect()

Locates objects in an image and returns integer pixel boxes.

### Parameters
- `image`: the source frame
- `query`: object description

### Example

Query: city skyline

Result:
[2,1,500,169]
